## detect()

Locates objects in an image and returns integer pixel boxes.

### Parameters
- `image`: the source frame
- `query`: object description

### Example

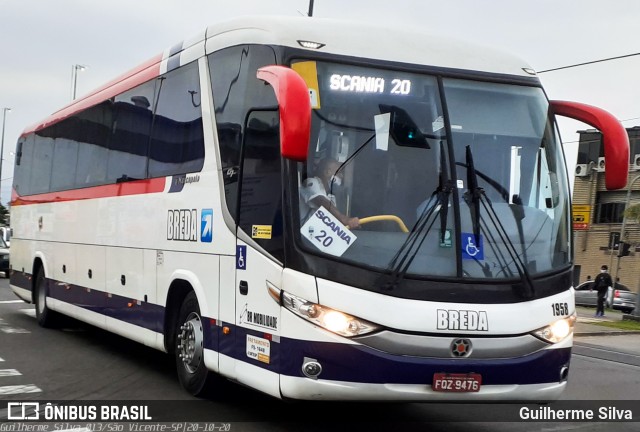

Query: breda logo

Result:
[437,309,489,331]
[167,209,197,241]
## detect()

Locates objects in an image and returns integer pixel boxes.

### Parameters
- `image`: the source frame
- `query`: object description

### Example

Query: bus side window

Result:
[73,102,112,187]
[209,44,277,223]
[13,137,31,196]
[238,110,284,262]
[108,82,155,183]
[148,61,204,178]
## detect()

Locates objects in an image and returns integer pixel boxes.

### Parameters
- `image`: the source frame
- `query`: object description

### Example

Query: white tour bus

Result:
[10,16,629,401]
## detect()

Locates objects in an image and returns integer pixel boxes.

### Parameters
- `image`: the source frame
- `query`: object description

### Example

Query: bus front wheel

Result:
[34,268,59,328]
[175,291,211,396]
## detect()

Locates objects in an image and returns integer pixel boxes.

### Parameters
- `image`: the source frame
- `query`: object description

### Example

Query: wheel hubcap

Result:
[177,312,204,374]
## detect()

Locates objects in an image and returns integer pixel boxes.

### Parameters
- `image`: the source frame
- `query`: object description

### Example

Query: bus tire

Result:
[34,268,60,328]
[175,291,211,396]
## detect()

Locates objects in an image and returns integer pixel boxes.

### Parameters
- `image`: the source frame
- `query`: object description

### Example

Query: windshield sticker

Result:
[292,61,321,109]
[456,179,464,189]
[251,225,272,239]
[439,229,452,248]
[432,116,444,132]
[301,206,357,257]
[461,233,484,260]
[374,113,390,151]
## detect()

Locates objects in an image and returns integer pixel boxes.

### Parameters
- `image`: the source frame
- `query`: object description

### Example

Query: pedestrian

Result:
[592,265,612,317]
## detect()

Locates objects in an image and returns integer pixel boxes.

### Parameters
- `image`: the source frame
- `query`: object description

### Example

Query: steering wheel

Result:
[359,215,409,232]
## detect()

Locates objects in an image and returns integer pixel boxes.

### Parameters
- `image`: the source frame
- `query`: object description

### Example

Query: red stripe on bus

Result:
[21,54,163,136]
[11,178,166,206]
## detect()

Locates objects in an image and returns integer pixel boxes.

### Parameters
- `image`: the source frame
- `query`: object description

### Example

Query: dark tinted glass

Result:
[73,102,112,187]
[29,135,54,194]
[208,45,277,222]
[13,137,32,195]
[238,110,283,261]
[107,83,154,182]
[577,282,593,291]
[16,60,205,196]
[149,61,204,178]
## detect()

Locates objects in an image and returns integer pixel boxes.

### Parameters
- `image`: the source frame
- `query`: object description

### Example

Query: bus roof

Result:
[205,15,535,78]
[22,15,536,137]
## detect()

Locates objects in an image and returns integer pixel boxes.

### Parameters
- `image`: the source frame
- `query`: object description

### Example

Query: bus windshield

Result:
[293,60,570,280]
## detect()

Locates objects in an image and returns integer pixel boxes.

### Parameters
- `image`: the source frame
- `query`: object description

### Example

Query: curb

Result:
[575,331,640,337]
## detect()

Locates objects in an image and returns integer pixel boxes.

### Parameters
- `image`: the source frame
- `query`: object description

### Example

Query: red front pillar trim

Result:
[257,65,311,162]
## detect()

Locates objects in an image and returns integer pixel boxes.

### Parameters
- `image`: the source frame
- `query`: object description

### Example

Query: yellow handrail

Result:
[359,215,409,232]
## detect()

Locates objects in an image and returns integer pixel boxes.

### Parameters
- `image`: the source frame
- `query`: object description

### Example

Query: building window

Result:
[594,191,631,224]
[595,202,625,224]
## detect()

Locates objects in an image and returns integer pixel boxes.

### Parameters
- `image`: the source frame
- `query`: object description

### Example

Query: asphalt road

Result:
[1,278,639,431]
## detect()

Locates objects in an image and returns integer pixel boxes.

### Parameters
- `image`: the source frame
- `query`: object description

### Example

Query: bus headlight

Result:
[532,313,576,343]
[281,291,381,337]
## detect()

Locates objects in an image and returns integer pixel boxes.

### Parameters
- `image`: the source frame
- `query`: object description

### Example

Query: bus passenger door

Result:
[233,110,285,398]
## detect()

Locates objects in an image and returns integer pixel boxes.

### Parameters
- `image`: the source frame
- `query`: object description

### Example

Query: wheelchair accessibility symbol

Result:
[461,233,484,260]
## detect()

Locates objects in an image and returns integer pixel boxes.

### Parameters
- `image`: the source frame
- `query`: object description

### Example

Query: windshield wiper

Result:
[436,141,452,244]
[377,194,441,291]
[329,133,375,196]
[377,142,452,290]
[463,146,482,245]
[463,146,535,298]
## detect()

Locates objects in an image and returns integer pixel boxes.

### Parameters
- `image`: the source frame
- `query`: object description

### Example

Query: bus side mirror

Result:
[257,65,311,162]
[550,100,629,190]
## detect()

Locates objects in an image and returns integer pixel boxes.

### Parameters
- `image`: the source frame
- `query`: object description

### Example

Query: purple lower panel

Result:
[46,277,164,333]
[212,321,571,386]
[278,337,571,385]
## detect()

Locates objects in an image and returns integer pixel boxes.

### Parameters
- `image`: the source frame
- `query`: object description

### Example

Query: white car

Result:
[574,280,637,314]
[0,236,8,278]
[0,227,9,247]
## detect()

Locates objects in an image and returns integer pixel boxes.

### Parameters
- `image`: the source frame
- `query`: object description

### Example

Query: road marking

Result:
[0,384,42,395]
[20,309,36,317]
[0,357,4,362]
[0,318,30,334]
[0,300,24,304]
[0,369,21,377]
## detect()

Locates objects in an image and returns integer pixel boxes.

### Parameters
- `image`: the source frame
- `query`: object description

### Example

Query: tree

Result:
[0,203,7,226]
[624,203,640,223]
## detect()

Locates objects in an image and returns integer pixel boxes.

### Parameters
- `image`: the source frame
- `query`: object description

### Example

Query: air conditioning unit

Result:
[632,154,640,171]
[595,157,606,172]
[575,164,590,177]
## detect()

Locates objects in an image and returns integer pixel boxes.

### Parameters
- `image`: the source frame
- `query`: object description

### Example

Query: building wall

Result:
[572,128,640,294]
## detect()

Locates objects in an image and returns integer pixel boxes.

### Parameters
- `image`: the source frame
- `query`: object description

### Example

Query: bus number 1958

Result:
[551,302,569,316]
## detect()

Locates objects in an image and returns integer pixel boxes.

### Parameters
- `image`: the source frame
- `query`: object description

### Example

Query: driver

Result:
[300,157,360,229]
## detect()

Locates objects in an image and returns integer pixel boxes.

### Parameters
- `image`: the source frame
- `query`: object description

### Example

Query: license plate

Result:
[432,373,482,392]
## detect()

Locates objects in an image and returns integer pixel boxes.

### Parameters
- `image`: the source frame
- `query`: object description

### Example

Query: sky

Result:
[2,0,640,206]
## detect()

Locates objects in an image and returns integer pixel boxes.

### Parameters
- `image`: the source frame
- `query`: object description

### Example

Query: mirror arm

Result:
[551,100,629,190]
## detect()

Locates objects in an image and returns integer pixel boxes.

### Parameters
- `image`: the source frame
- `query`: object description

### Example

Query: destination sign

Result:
[329,74,412,95]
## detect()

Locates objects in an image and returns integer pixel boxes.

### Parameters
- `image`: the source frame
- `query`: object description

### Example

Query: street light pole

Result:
[71,64,86,100]
[0,107,11,207]
[613,173,640,317]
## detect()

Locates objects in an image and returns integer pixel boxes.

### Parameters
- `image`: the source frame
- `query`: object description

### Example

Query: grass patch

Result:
[589,319,640,331]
